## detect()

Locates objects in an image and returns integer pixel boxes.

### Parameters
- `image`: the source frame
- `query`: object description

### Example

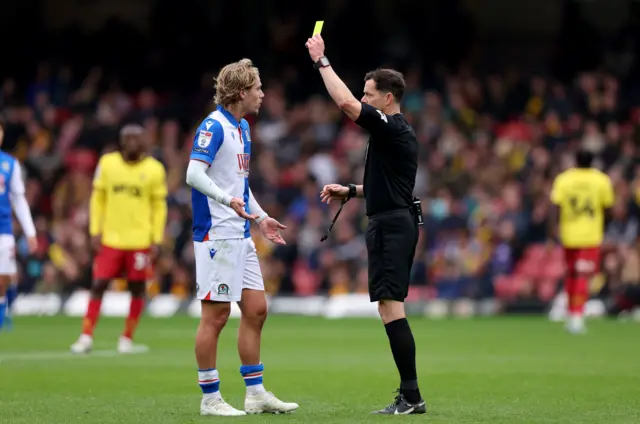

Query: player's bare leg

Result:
[373,299,426,415]
[118,281,148,353]
[70,278,110,353]
[239,288,298,414]
[197,300,245,416]
[0,275,9,331]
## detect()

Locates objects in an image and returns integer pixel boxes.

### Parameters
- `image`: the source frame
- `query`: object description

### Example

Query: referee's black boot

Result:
[371,390,426,415]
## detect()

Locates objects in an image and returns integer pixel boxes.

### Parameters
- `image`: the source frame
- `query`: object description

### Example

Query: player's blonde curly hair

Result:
[213,58,260,107]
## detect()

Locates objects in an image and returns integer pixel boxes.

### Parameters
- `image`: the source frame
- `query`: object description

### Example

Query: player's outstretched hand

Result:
[306,34,325,62]
[259,217,287,245]
[320,184,349,204]
[27,236,38,254]
[230,197,259,221]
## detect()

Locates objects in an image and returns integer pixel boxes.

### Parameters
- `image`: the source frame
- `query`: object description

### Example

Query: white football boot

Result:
[117,336,149,354]
[245,391,299,414]
[200,396,246,416]
[565,315,587,334]
[70,334,93,354]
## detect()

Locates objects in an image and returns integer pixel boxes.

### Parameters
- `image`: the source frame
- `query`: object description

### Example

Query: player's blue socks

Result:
[5,284,17,329]
[0,296,6,330]
[240,363,266,395]
[198,368,221,399]
[7,284,17,308]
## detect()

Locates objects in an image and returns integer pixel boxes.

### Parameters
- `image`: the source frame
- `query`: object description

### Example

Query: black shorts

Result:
[366,208,419,302]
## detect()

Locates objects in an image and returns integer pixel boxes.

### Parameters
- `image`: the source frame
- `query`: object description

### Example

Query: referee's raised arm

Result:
[305,35,363,121]
[305,35,403,134]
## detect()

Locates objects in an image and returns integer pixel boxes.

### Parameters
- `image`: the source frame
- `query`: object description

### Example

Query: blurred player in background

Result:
[0,122,37,331]
[550,150,614,334]
[186,59,298,416]
[70,124,167,353]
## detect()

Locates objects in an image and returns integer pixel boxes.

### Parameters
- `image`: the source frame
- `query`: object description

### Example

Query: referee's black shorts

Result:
[366,208,419,302]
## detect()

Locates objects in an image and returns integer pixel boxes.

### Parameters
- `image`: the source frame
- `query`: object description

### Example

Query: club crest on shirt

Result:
[197,130,212,147]
[237,153,250,177]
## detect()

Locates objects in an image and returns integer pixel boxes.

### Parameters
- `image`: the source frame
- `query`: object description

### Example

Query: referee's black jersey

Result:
[356,103,418,216]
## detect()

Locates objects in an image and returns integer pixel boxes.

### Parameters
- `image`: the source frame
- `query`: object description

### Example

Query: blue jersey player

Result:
[0,122,37,330]
[185,59,297,416]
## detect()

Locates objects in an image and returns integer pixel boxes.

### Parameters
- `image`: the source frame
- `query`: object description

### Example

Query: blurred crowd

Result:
[2,61,640,304]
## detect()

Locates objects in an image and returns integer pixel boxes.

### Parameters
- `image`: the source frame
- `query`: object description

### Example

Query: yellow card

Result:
[312,21,324,36]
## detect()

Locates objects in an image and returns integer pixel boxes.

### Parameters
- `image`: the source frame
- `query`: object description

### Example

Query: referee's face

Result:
[362,79,390,111]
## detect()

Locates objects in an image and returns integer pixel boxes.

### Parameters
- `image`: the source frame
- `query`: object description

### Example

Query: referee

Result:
[306,35,425,415]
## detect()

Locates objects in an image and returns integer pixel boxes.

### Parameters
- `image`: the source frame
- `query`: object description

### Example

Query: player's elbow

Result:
[185,172,195,188]
[185,166,197,188]
[338,98,361,121]
[338,98,357,111]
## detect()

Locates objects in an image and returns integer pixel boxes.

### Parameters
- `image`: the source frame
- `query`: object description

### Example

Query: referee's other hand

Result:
[230,197,258,221]
[320,184,349,204]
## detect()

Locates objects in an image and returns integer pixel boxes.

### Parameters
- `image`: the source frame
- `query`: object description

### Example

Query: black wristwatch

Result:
[347,183,357,200]
[313,56,330,70]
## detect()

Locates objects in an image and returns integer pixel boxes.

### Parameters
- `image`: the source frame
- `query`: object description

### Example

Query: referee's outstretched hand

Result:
[320,184,349,204]
[230,197,258,221]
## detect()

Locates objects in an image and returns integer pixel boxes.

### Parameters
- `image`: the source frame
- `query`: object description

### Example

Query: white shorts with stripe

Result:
[194,237,264,302]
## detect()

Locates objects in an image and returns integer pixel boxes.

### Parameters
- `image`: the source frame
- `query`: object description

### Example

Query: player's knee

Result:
[201,302,231,331]
[0,275,9,291]
[128,281,146,297]
[90,279,109,297]
[0,277,8,295]
[378,300,405,324]
[245,303,268,326]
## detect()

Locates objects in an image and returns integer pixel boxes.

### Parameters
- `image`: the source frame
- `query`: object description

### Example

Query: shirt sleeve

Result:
[249,189,267,222]
[355,103,393,136]
[152,163,168,199]
[150,164,168,245]
[9,162,36,237]
[9,161,25,195]
[550,176,562,205]
[190,119,224,165]
[93,157,106,190]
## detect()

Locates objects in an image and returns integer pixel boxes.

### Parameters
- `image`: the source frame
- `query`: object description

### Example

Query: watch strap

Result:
[347,184,357,200]
[313,56,330,70]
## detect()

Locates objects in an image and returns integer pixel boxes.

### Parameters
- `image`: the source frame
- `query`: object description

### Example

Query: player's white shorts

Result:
[194,237,264,302]
[0,234,17,276]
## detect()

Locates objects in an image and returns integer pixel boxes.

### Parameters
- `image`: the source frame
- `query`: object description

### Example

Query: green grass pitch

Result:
[1,315,639,423]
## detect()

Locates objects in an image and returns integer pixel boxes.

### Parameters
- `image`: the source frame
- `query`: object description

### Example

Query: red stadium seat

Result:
[406,286,427,302]
[292,262,320,296]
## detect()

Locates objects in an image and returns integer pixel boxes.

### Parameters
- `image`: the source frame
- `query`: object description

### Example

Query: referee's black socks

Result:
[384,318,422,404]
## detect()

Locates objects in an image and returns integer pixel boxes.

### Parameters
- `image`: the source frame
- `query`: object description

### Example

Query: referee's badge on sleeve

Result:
[197,130,213,148]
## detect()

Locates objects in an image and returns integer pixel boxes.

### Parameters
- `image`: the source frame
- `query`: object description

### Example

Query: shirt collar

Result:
[217,105,240,128]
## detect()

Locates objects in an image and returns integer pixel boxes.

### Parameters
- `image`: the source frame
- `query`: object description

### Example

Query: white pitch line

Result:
[0,347,149,363]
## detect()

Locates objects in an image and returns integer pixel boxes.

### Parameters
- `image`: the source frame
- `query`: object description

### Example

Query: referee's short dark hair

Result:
[364,69,405,104]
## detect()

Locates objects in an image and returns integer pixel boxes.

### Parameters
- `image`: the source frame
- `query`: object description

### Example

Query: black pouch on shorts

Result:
[411,197,424,226]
